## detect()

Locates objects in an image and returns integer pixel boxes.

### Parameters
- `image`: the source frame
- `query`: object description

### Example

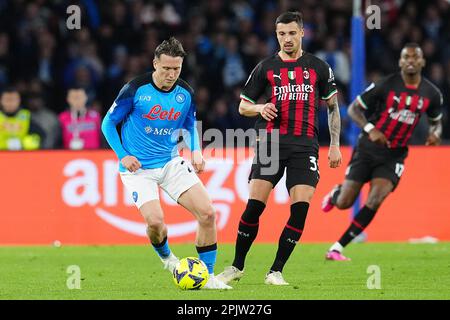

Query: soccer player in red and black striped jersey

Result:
[322,43,443,261]
[216,11,342,285]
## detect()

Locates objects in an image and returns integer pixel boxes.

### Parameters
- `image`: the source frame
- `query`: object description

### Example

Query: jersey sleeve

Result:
[356,79,386,110]
[107,83,136,124]
[318,62,338,100]
[240,62,266,104]
[426,90,443,121]
[182,99,201,151]
[101,83,136,160]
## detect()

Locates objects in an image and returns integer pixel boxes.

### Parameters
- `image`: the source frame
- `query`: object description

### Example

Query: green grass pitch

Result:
[1,243,449,300]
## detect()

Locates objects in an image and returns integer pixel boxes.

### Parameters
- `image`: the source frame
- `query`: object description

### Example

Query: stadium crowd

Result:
[0,0,449,150]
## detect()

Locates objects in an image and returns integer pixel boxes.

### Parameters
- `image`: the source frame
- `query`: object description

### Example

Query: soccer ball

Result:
[172,257,209,290]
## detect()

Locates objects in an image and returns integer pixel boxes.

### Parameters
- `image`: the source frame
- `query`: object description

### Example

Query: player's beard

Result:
[403,65,420,76]
[283,45,298,56]
[282,39,301,56]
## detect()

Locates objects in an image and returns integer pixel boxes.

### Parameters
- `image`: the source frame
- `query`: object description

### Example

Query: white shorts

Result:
[120,156,201,208]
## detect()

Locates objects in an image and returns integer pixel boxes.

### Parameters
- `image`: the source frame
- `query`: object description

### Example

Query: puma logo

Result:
[273,73,282,80]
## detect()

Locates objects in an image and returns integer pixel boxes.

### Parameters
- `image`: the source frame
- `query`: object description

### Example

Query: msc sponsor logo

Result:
[144,126,175,135]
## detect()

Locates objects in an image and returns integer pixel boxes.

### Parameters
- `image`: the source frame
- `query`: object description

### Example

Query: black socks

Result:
[338,205,377,247]
[232,199,266,271]
[270,202,309,273]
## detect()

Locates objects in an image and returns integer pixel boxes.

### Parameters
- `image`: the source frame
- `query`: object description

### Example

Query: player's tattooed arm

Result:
[326,94,341,146]
[426,118,442,146]
[326,94,342,168]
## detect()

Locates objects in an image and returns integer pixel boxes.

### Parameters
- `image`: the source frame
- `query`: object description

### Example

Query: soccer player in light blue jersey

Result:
[102,37,231,289]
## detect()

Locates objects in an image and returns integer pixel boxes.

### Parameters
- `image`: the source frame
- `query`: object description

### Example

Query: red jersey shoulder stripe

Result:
[307,68,318,137]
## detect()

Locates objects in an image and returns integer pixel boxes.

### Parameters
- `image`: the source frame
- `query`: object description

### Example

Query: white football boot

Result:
[216,266,244,285]
[203,275,233,290]
[264,271,289,285]
[160,252,180,273]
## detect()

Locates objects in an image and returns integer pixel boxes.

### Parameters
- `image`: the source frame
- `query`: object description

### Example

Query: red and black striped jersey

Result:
[240,52,337,147]
[357,73,443,148]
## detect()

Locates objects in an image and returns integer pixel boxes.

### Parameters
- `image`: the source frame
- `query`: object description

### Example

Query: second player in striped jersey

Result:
[322,43,443,261]
[217,11,342,286]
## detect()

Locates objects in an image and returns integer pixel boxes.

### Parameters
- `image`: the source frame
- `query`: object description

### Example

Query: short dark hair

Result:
[1,86,19,96]
[275,11,303,28]
[403,42,421,50]
[66,86,86,96]
[154,37,187,59]
[68,85,85,91]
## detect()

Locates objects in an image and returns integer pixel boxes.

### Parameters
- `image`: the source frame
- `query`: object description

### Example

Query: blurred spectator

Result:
[36,28,56,86]
[27,92,60,149]
[211,97,233,135]
[0,87,44,150]
[222,35,246,88]
[0,0,448,145]
[195,85,212,132]
[422,5,442,41]
[58,87,101,150]
[316,36,350,86]
[0,32,11,89]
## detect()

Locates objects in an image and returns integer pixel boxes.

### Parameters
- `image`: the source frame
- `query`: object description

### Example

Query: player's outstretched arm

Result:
[101,113,129,160]
[348,100,389,147]
[238,99,278,120]
[326,94,342,168]
[426,119,442,146]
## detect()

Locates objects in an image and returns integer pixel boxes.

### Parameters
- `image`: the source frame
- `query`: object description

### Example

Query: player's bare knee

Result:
[366,193,388,210]
[146,216,165,232]
[336,196,353,209]
[197,205,216,226]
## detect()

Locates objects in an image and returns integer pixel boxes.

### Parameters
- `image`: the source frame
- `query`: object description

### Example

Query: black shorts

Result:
[249,141,320,191]
[346,134,408,190]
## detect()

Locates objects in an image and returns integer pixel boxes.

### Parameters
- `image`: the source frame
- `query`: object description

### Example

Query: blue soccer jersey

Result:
[102,72,200,172]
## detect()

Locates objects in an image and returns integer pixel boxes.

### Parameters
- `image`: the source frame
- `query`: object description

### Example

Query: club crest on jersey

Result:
[417,97,424,110]
[288,71,296,80]
[175,93,186,104]
[132,192,138,202]
[303,70,309,79]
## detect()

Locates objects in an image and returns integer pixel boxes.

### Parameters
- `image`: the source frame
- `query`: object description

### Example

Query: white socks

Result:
[329,242,344,253]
